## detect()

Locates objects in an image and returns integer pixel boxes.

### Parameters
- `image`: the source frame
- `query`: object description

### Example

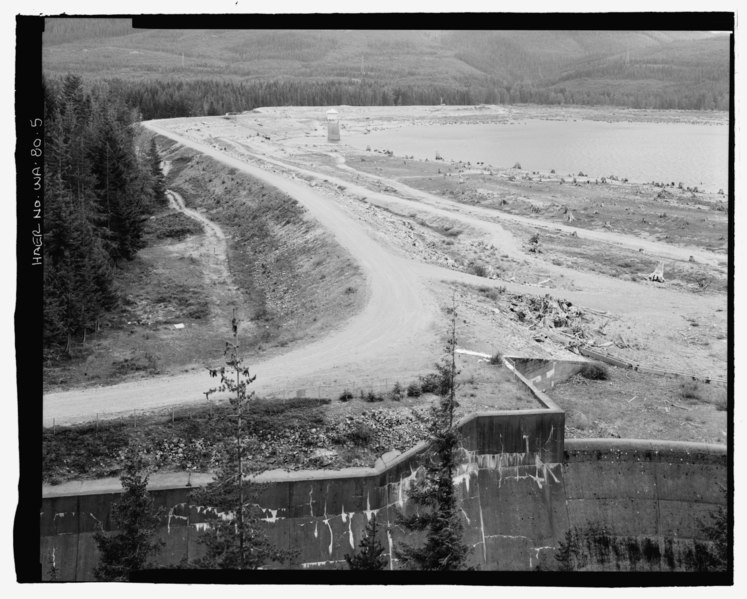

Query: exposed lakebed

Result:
[343,115,728,193]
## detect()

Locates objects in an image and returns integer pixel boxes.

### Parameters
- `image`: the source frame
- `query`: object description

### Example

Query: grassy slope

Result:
[548,367,726,445]
[43,135,365,391]
[166,145,366,353]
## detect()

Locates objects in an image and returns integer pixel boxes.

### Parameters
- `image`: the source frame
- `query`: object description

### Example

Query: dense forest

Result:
[80,74,726,123]
[43,74,166,358]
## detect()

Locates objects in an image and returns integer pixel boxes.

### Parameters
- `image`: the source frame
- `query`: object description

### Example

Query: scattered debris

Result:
[647,261,666,282]
[505,292,590,341]
[527,232,542,253]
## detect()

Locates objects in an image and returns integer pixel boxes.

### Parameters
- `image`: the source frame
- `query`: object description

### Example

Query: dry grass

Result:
[547,368,727,444]
[43,147,365,392]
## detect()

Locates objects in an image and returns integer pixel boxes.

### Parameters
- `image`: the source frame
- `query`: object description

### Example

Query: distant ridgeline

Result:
[42,23,730,118]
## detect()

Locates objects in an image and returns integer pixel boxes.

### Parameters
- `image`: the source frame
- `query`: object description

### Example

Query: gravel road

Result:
[42,118,726,426]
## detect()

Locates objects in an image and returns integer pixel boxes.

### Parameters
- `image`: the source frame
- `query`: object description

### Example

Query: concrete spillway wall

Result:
[40,363,726,578]
[506,357,589,393]
[41,408,566,579]
[562,439,726,571]
[40,421,726,578]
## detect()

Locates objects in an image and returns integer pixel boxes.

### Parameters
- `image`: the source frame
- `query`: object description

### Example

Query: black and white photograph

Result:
[11,3,737,588]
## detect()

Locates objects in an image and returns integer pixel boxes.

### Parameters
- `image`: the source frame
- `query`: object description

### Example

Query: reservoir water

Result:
[343,118,728,193]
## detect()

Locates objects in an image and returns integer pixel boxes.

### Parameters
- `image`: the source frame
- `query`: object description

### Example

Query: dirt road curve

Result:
[43,117,726,426]
[43,122,440,426]
[326,153,724,267]
[166,189,239,298]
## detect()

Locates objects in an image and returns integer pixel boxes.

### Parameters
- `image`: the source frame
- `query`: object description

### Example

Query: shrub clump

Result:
[339,389,354,402]
[471,263,488,278]
[418,373,441,394]
[347,422,374,447]
[365,391,385,403]
[406,382,422,397]
[489,352,503,366]
[579,362,609,381]
[680,380,703,401]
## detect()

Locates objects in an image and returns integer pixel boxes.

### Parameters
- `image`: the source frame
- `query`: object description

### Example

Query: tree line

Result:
[43,74,166,359]
[56,75,727,124]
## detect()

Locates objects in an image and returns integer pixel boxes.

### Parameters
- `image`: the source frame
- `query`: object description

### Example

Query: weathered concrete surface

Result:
[41,410,565,578]
[40,406,726,578]
[557,439,727,571]
[507,357,589,393]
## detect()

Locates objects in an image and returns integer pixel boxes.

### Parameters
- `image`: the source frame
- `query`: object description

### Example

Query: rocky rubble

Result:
[44,403,435,483]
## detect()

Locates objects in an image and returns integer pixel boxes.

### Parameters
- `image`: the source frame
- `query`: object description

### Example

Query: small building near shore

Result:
[326,108,340,142]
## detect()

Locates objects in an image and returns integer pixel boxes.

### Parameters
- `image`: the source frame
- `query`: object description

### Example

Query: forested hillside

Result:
[43,74,166,358]
[42,20,730,114]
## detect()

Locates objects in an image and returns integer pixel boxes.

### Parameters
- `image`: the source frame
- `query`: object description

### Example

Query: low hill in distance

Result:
[42,20,730,112]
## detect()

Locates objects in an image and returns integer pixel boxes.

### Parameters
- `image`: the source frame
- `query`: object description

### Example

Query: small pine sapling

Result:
[345,515,388,570]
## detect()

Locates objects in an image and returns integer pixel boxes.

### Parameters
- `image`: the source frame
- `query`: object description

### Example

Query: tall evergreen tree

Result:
[190,311,294,570]
[147,138,167,207]
[43,170,114,353]
[394,305,471,570]
[93,446,164,581]
[43,74,162,357]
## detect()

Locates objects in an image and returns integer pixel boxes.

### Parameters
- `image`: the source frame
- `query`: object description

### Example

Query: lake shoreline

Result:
[334,107,727,193]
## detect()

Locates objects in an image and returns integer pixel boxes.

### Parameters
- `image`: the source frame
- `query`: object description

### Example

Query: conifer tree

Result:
[147,138,167,207]
[190,311,294,569]
[345,515,388,570]
[93,446,164,581]
[394,304,471,570]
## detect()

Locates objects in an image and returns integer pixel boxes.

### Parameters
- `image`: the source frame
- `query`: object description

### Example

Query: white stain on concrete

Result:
[88,513,102,529]
[322,500,333,556]
[546,425,555,446]
[471,451,561,490]
[478,501,487,562]
[166,503,189,534]
[530,545,555,569]
[456,348,491,358]
[300,559,348,569]
[194,505,235,521]
[347,513,355,549]
[386,525,394,571]
[453,460,478,492]
[262,509,282,524]
[363,492,377,522]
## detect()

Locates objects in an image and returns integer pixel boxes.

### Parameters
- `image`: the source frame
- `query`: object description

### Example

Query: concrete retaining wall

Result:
[40,408,727,578]
[558,439,727,571]
[506,357,589,393]
[39,360,726,578]
[42,409,566,579]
